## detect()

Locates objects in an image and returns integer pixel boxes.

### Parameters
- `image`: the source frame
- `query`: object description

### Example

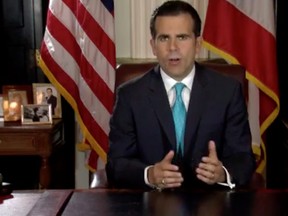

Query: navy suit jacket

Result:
[46,95,57,115]
[106,62,256,190]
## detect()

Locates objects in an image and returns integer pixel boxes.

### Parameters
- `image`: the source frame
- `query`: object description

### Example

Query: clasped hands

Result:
[147,141,226,190]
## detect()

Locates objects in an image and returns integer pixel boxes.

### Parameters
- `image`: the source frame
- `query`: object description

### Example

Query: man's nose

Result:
[168,38,178,51]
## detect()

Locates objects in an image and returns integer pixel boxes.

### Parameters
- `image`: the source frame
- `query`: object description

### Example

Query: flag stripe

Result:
[45,0,114,117]
[227,0,275,35]
[40,43,109,151]
[40,0,116,170]
[203,0,279,174]
[42,22,112,134]
[203,0,279,125]
[48,0,115,93]
[84,0,115,40]
[63,0,116,69]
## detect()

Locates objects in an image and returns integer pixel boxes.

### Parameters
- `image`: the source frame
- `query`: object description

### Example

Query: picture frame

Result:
[21,104,52,125]
[2,85,33,103]
[2,85,33,121]
[0,94,3,121]
[32,83,62,118]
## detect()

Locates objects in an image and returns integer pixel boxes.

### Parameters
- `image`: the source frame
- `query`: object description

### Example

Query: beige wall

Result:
[114,0,210,59]
[115,0,131,58]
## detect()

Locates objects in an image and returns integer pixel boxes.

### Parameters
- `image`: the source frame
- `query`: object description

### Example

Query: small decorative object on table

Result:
[21,104,53,125]
[32,83,62,118]
[2,85,33,122]
[0,173,13,196]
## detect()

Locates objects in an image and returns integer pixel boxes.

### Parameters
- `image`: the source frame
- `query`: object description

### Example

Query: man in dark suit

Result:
[46,87,57,115]
[32,107,40,122]
[106,0,256,190]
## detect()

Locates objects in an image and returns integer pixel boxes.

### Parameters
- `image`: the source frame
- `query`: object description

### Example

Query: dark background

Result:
[266,0,288,188]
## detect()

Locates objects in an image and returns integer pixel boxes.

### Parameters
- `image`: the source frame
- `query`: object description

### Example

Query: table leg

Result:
[39,156,50,189]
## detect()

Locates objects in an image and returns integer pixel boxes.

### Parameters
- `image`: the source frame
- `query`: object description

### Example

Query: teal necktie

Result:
[172,83,186,156]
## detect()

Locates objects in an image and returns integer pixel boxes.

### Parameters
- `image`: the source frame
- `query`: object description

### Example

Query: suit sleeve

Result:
[106,87,150,189]
[221,82,256,186]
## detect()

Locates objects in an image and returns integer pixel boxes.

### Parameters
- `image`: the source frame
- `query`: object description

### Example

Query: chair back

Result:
[115,61,247,98]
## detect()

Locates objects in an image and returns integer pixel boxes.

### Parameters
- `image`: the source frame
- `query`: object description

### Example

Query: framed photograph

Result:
[2,85,33,103]
[21,104,52,125]
[2,85,32,121]
[0,94,3,121]
[32,83,62,118]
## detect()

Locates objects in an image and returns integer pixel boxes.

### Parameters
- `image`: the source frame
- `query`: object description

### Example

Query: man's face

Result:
[150,13,202,81]
[46,89,52,97]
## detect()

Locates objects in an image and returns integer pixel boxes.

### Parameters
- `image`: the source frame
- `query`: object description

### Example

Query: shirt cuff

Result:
[144,165,156,188]
[217,166,236,189]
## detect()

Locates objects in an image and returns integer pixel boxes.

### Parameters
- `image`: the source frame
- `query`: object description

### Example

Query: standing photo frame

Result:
[2,85,33,103]
[0,94,3,121]
[32,83,62,118]
[2,85,33,121]
[21,104,52,125]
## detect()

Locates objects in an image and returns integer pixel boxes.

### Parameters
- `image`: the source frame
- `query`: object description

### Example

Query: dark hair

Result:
[150,0,201,39]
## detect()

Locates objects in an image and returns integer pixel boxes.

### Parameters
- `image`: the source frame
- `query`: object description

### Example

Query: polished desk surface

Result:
[1,189,288,216]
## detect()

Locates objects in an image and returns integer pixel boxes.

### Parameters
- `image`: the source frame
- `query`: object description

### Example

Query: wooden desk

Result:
[0,191,43,215]
[63,189,288,216]
[2,189,288,216]
[0,190,72,215]
[0,119,63,189]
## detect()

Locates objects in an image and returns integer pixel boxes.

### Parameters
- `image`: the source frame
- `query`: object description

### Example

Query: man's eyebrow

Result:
[157,34,169,37]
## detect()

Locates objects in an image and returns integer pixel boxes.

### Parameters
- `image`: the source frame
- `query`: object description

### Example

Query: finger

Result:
[160,175,183,188]
[196,173,215,185]
[155,151,174,171]
[196,167,215,185]
[162,150,175,163]
[196,166,213,178]
[152,151,178,176]
[162,151,181,173]
[164,182,182,188]
[198,162,215,173]
[208,140,218,160]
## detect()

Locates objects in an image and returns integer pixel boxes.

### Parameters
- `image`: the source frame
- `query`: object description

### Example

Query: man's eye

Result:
[178,35,189,40]
[158,36,169,42]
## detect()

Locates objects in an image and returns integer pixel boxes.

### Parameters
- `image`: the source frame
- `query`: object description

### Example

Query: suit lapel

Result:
[148,66,177,149]
[147,64,210,153]
[184,65,209,155]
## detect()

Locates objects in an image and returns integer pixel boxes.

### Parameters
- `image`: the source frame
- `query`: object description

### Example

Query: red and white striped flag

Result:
[39,0,116,172]
[203,0,279,175]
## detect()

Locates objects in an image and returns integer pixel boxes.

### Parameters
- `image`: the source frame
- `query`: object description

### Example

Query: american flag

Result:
[39,0,116,171]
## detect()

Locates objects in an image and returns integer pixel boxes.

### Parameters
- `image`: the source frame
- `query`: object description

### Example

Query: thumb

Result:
[162,150,175,164]
[208,140,218,159]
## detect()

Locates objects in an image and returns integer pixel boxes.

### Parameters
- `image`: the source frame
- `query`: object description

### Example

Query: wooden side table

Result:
[0,119,63,189]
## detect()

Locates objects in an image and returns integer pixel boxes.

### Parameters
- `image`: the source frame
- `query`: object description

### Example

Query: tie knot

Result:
[174,83,185,96]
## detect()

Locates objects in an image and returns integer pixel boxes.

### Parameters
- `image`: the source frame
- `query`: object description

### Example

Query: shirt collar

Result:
[160,65,195,92]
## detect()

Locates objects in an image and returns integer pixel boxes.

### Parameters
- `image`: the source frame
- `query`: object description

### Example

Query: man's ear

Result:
[150,39,157,56]
[196,36,203,53]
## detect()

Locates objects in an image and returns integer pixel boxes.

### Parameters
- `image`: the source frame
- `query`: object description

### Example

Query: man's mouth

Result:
[169,57,181,64]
